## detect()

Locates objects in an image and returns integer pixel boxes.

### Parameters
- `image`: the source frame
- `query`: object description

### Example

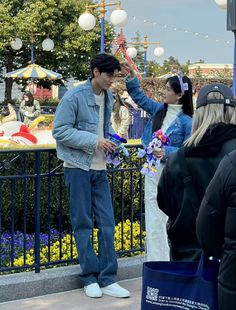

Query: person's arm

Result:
[19,100,27,114]
[183,119,192,141]
[163,117,192,159]
[117,106,130,137]
[196,157,227,258]
[121,63,162,115]
[32,100,41,117]
[125,76,162,115]
[53,95,98,154]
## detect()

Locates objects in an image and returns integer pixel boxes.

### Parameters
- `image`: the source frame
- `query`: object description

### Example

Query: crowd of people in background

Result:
[0,91,41,126]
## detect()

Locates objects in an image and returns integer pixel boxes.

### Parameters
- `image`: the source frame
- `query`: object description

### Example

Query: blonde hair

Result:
[185,92,236,147]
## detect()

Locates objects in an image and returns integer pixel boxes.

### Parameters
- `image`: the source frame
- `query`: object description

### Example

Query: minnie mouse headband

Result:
[171,69,189,95]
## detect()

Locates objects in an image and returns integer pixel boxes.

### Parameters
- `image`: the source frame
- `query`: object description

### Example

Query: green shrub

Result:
[0,148,144,234]
[39,98,59,106]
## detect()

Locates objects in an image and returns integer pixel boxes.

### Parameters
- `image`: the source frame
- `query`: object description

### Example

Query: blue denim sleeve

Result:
[183,118,192,141]
[125,76,163,115]
[108,123,116,136]
[52,96,98,153]
[163,145,178,158]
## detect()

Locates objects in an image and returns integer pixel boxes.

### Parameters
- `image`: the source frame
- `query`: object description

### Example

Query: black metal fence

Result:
[0,145,145,274]
[39,106,149,139]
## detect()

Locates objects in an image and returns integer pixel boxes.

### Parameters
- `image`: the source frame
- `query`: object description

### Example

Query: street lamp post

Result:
[126,34,164,78]
[214,0,236,96]
[10,34,54,64]
[10,34,55,94]
[78,0,127,53]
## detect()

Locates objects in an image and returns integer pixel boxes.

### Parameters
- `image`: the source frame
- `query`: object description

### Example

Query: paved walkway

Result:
[0,278,142,310]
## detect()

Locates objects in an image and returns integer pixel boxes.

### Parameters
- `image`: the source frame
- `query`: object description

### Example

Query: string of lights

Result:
[125,15,233,46]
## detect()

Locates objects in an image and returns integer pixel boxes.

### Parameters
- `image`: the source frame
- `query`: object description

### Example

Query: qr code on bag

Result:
[146,286,159,301]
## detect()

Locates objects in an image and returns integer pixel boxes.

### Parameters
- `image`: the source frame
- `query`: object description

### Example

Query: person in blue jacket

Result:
[121,64,193,261]
[53,54,130,299]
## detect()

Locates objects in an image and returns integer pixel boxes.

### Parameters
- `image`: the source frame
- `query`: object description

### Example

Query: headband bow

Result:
[171,69,189,95]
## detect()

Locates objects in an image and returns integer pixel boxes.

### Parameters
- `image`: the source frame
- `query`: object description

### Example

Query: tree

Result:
[147,57,192,78]
[180,60,191,76]
[0,0,114,99]
[130,32,145,76]
[147,60,166,77]
[162,56,181,73]
[193,66,203,78]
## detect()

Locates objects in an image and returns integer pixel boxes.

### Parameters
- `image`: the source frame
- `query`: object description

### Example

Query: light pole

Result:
[126,34,164,78]
[10,34,55,94]
[10,34,54,64]
[214,0,236,96]
[78,0,127,53]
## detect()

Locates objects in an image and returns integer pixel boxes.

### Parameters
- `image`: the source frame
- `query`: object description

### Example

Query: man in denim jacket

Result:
[53,54,130,299]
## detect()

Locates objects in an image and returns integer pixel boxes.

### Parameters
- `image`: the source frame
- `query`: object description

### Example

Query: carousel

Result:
[2,63,62,150]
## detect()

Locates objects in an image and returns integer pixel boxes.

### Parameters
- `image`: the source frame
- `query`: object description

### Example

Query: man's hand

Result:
[98,138,116,153]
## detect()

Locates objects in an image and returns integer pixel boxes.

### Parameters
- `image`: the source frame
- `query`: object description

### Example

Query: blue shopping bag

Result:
[141,254,219,309]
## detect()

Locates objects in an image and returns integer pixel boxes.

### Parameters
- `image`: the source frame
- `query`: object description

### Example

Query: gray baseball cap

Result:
[196,83,236,109]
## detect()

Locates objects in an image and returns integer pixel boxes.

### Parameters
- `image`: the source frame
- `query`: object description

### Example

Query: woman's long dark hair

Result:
[152,75,193,132]
[112,92,125,125]
[23,91,34,106]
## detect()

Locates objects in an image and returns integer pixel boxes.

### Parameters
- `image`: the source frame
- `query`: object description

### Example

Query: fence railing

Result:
[0,145,145,274]
[39,107,149,139]
[128,109,148,139]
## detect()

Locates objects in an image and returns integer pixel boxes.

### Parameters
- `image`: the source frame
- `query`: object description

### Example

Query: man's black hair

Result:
[90,53,121,76]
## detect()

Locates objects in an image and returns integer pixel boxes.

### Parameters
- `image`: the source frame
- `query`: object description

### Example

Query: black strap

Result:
[177,147,200,215]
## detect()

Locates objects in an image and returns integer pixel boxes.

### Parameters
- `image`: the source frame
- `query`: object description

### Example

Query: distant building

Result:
[188,63,233,78]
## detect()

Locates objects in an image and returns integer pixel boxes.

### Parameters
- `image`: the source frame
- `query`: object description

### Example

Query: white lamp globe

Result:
[126,47,137,59]
[154,46,165,57]
[214,0,227,9]
[42,38,54,51]
[78,13,96,31]
[10,38,23,50]
[110,9,128,27]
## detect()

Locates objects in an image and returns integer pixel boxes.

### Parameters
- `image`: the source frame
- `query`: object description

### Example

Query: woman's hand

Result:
[153,148,165,160]
[120,62,135,78]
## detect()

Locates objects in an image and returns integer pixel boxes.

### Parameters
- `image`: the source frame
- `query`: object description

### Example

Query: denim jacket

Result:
[126,76,192,158]
[52,78,114,171]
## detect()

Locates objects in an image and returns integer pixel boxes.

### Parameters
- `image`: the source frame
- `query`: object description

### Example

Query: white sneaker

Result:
[101,283,130,298]
[84,283,102,298]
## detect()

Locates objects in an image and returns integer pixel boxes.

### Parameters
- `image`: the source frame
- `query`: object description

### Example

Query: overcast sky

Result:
[108,0,233,65]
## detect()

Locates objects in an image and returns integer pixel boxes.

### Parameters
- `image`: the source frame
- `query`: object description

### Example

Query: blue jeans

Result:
[64,168,117,287]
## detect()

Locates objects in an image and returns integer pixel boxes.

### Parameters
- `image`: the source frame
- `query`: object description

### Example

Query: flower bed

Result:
[1,220,145,272]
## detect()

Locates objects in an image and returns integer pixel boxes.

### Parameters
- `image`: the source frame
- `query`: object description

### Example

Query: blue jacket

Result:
[52,78,114,171]
[126,77,192,157]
